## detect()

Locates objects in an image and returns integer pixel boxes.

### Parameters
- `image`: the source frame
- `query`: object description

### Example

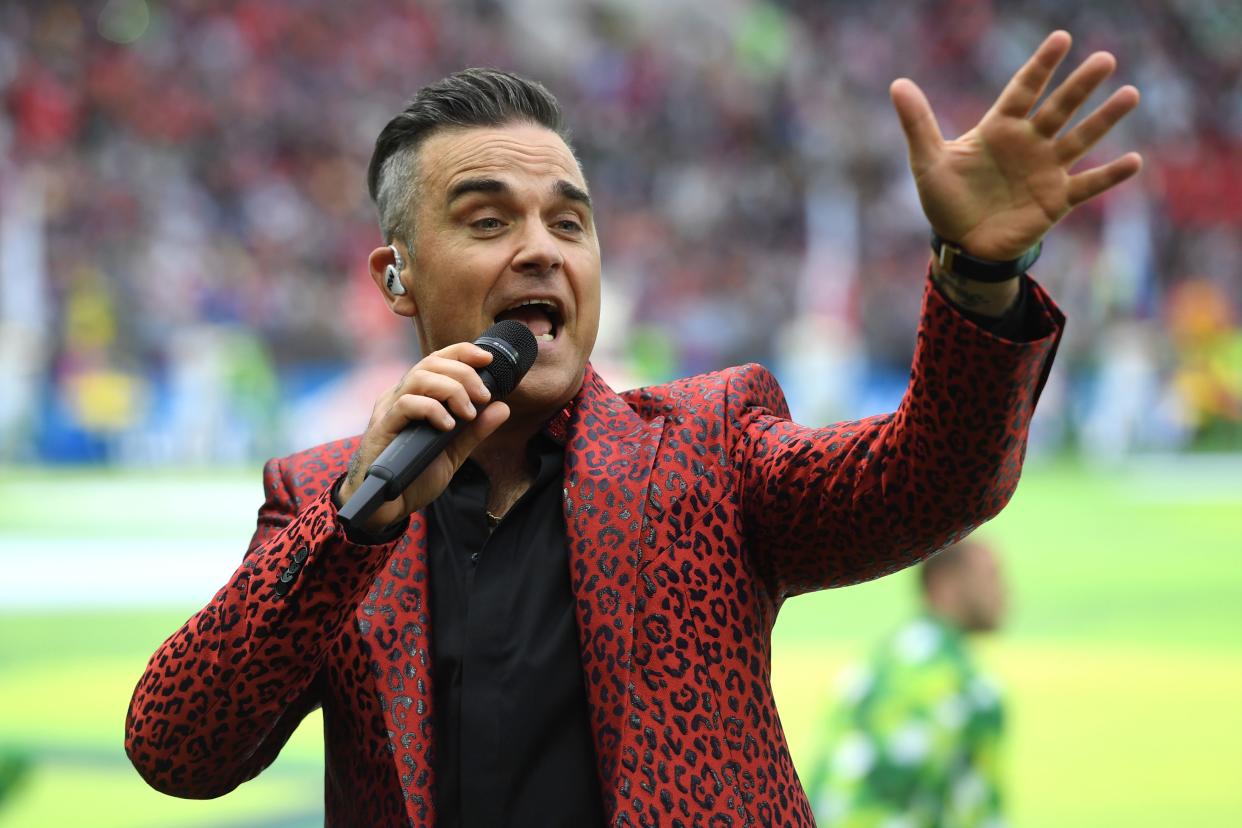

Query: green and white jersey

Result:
[805,614,1005,828]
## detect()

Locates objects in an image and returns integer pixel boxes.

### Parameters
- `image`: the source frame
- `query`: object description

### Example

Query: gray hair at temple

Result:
[366,68,572,251]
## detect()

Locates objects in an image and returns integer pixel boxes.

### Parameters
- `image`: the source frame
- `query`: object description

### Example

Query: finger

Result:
[431,341,495,367]
[889,78,944,171]
[391,343,492,394]
[401,370,480,421]
[1056,85,1140,165]
[992,30,1072,118]
[1068,152,1143,206]
[442,401,511,469]
[379,394,457,437]
[410,355,493,404]
[1031,51,1117,137]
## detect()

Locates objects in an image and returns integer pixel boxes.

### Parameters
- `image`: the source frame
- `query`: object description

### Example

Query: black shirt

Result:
[426,433,604,827]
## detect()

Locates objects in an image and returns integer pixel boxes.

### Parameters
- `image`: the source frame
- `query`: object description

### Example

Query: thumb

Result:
[890,78,944,172]
[442,401,511,468]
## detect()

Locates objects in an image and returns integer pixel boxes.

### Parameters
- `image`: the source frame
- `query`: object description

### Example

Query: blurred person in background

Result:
[124,29,1139,827]
[0,747,31,810]
[1166,278,1242,449]
[806,540,1008,827]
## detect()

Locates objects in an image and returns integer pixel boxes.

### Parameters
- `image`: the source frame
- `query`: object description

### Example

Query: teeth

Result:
[494,299,561,340]
[507,298,557,311]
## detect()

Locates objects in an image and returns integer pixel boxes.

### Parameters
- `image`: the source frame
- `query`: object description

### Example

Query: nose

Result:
[511,221,563,277]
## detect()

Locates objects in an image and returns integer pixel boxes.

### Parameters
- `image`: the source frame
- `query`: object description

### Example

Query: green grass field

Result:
[1,458,1240,826]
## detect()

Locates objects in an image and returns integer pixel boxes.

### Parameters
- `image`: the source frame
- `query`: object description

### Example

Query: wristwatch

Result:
[930,231,1042,283]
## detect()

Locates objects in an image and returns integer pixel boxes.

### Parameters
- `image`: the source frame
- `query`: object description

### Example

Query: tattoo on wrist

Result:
[934,267,989,308]
[347,452,363,484]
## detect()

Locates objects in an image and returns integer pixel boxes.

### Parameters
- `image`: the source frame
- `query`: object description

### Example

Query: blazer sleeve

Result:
[124,456,400,798]
[729,275,1064,600]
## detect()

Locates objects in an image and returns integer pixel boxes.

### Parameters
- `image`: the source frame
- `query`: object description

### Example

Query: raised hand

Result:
[890,30,1142,263]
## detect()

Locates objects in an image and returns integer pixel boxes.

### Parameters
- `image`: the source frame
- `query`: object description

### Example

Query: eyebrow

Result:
[554,179,592,210]
[446,177,592,210]
[447,177,507,203]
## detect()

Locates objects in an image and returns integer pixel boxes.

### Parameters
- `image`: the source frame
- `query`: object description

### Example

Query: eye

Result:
[553,218,583,234]
[471,217,504,231]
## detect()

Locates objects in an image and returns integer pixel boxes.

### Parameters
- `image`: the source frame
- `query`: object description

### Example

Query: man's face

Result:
[398,122,601,419]
[960,544,1007,633]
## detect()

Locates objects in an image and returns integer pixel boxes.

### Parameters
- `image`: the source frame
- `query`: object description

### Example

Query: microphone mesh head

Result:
[474,320,539,398]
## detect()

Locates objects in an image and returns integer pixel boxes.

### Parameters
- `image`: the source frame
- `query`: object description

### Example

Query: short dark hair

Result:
[366,68,571,246]
[919,541,972,593]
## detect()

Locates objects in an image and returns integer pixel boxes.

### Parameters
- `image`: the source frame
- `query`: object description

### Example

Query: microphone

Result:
[338,320,539,530]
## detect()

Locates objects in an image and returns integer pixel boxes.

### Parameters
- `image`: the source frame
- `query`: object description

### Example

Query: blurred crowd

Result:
[1,0,1239,465]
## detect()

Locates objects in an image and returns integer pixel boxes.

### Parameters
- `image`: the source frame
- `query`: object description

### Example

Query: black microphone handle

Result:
[368,415,467,500]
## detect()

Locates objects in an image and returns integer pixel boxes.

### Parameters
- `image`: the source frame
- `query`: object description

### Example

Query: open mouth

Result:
[494,299,562,343]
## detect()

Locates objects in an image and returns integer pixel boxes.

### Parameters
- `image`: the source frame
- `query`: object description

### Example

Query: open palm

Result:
[891,31,1142,262]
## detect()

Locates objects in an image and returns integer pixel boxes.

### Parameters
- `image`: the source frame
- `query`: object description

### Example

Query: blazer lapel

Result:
[356,515,437,828]
[563,364,664,801]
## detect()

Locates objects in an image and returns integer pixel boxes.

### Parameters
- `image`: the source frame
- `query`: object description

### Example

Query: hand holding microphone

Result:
[337,320,538,534]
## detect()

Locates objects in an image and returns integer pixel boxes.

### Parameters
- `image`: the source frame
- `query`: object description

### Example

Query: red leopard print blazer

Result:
[126,279,1063,826]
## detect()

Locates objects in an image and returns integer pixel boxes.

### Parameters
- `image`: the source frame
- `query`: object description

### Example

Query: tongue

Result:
[495,306,554,337]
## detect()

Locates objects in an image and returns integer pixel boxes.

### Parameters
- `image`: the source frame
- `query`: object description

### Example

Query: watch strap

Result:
[931,231,1042,283]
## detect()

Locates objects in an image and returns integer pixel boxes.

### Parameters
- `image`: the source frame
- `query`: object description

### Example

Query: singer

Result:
[126,31,1140,827]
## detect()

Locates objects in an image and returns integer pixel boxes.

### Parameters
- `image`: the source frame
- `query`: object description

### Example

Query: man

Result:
[126,31,1140,826]
[0,748,30,810]
[807,541,1009,827]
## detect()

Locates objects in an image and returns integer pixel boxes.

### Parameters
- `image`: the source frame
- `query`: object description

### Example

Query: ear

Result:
[368,243,418,318]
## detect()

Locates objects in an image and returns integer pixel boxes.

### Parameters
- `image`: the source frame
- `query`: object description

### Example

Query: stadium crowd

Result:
[1,0,1238,465]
